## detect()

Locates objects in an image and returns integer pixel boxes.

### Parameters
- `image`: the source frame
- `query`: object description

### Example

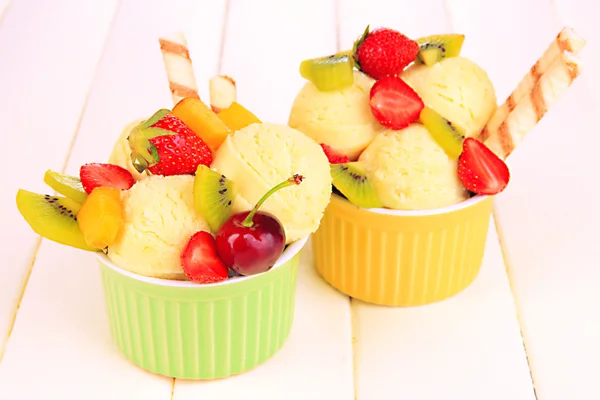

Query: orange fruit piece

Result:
[171,97,231,151]
[217,102,262,132]
[77,187,123,249]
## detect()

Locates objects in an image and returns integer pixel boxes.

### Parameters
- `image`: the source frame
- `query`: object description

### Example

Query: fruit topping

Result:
[44,170,88,205]
[419,106,464,159]
[369,76,424,130]
[299,51,354,91]
[353,26,419,80]
[216,175,303,276]
[128,111,213,176]
[457,138,510,195]
[330,162,383,208]
[320,143,350,164]
[216,102,262,131]
[16,189,96,251]
[181,231,229,284]
[80,163,135,194]
[415,34,465,66]
[171,97,231,150]
[193,165,237,232]
[77,187,123,249]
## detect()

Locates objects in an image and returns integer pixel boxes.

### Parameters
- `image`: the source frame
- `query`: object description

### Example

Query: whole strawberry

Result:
[353,26,419,80]
[128,110,212,176]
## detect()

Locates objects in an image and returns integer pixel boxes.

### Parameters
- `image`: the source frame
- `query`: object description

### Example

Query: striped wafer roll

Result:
[158,33,200,106]
[209,75,237,112]
[481,27,586,139]
[482,50,583,159]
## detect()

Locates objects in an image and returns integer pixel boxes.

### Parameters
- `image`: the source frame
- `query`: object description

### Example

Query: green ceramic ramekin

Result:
[97,235,308,380]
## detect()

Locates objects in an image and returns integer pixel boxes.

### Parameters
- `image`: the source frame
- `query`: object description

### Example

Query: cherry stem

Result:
[242,174,304,228]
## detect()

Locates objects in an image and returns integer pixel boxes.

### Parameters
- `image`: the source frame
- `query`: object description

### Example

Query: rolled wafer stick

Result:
[482,50,583,159]
[481,27,586,140]
[209,75,237,112]
[158,32,200,106]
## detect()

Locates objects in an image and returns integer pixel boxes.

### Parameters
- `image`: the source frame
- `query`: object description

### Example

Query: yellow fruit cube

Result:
[217,102,262,132]
[77,187,123,249]
[171,97,231,150]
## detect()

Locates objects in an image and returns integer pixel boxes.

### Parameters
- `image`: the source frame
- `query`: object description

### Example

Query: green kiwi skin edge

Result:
[193,165,237,233]
[415,34,465,66]
[330,162,383,209]
[16,189,97,251]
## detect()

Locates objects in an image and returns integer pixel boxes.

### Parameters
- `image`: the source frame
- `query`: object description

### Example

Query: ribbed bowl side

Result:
[99,252,300,379]
[313,196,493,306]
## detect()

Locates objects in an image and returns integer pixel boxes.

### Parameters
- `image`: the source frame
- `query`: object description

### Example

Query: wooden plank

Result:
[461,0,600,398]
[0,0,226,399]
[351,222,535,400]
[174,1,355,398]
[553,0,600,107]
[449,0,600,398]
[0,0,10,24]
[339,0,536,398]
[0,0,118,361]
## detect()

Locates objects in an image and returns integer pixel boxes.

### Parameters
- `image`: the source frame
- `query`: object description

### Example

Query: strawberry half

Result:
[353,26,419,80]
[369,76,424,130]
[320,143,350,164]
[181,231,229,284]
[129,112,212,176]
[457,138,510,195]
[79,163,135,194]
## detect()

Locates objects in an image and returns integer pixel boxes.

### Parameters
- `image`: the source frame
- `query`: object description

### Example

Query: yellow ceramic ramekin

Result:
[312,194,493,306]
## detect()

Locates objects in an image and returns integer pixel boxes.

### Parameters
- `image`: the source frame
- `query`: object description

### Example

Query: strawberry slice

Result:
[181,231,229,284]
[79,163,135,194]
[320,143,350,164]
[457,138,510,195]
[369,76,424,130]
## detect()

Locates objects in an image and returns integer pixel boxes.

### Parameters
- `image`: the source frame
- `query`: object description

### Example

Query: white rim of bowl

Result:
[333,193,489,216]
[95,235,309,288]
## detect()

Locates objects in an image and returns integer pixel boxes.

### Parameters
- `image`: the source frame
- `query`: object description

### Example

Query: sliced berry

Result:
[457,138,510,195]
[181,231,229,284]
[320,143,350,164]
[369,76,424,130]
[79,163,135,194]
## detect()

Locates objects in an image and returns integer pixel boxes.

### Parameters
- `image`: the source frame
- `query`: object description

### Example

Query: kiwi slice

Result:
[420,107,465,159]
[415,34,465,66]
[43,170,88,205]
[299,51,354,91]
[330,162,383,209]
[16,189,96,251]
[193,165,237,232]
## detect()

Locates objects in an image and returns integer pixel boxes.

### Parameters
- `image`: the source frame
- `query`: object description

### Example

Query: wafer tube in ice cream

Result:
[480,27,586,157]
[159,32,200,105]
[480,50,583,159]
[209,75,237,112]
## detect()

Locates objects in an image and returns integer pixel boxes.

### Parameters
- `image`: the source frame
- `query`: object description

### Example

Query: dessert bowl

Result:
[97,235,308,379]
[312,195,492,306]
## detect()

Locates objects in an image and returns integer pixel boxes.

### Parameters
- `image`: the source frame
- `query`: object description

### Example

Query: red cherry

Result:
[215,174,304,276]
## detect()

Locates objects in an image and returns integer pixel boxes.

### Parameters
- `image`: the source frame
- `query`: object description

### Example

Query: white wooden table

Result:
[0,0,598,399]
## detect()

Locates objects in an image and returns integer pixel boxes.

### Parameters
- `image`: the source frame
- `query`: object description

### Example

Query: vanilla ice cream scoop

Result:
[359,124,469,210]
[108,119,147,181]
[211,123,332,243]
[288,71,382,160]
[107,175,210,279]
[402,56,497,138]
